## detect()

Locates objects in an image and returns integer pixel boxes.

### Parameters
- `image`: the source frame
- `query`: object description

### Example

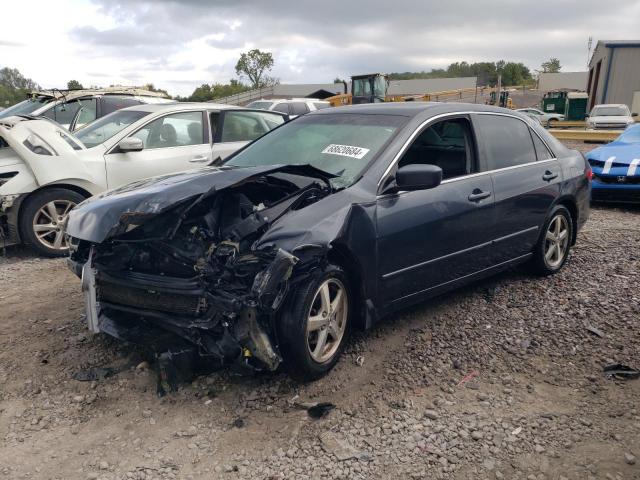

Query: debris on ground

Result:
[604,363,640,380]
[307,402,335,419]
[585,324,605,338]
[73,366,118,382]
[319,431,370,461]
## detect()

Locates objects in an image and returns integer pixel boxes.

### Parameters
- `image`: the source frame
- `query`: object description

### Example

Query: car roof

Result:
[592,104,628,108]
[309,102,520,118]
[119,102,244,114]
[257,98,328,103]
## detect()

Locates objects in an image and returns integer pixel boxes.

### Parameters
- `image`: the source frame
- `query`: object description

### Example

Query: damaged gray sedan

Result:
[66,103,590,381]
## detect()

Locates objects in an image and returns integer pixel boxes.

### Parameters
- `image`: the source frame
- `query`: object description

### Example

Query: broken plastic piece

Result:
[73,366,117,382]
[603,363,640,380]
[307,402,336,419]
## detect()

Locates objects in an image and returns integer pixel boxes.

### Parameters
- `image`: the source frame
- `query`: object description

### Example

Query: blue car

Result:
[587,124,640,203]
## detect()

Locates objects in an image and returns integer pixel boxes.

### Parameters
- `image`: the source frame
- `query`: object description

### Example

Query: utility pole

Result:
[496,74,502,107]
[474,76,478,103]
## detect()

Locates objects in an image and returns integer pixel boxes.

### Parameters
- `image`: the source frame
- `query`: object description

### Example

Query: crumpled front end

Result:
[68,166,334,373]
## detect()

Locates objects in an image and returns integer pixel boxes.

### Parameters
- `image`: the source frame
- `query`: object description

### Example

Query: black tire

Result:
[19,188,85,257]
[530,205,573,276]
[277,264,352,381]
[546,118,558,128]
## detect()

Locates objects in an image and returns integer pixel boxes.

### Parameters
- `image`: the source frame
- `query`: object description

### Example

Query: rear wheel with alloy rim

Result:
[278,265,351,381]
[530,205,573,275]
[19,188,85,257]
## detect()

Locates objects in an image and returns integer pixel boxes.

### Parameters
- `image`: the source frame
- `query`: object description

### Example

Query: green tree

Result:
[67,80,83,90]
[142,83,170,97]
[0,67,39,107]
[540,58,561,73]
[235,49,276,88]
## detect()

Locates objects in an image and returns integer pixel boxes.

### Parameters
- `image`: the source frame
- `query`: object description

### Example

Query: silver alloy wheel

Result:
[306,278,348,364]
[544,214,569,269]
[32,200,76,251]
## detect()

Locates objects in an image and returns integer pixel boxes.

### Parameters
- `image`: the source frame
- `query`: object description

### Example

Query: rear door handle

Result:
[542,170,558,181]
[189,155,209,163]
[467,190,491,202]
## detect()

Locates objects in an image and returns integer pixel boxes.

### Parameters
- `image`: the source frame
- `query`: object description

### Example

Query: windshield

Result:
[590,106,630,117]
[246,101,274,110]
[352,78,372,97]
[617,124,640,144]
[225,113,407,188]
[0,96,53,119]
[74,109,150,148]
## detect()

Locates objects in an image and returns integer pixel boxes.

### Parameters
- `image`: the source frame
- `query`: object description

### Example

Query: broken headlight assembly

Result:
[0,171,18,188]
[23,134,55,156]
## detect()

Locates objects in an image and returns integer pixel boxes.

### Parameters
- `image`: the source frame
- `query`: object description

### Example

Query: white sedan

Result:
[0,102,286,256]
[516,108,564,127]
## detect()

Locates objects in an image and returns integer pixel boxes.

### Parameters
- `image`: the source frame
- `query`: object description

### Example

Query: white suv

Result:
[0,87,173,131]
[246,98,331,118]
[0,103,286,255]
[586,104,635,130]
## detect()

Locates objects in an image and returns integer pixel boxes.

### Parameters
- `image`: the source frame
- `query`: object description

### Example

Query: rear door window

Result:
[272,103,290,115]
[530,130,554,160]
[102,96,143,115]
[474,114,536,170]
[289,102,310,116]
[220,111,285,142]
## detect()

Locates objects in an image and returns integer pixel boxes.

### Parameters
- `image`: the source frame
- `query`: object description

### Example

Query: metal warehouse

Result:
[587,40,640,114]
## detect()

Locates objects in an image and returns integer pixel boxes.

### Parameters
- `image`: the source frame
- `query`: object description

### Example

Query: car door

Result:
[211,110,286,160]
[473,113,561,264]
[105,110,210,188]
[376,115,496,305]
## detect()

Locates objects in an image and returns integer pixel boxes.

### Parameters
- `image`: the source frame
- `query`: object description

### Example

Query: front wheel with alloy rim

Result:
[19,188,85,257]
[530,205,573,275]
[278,265,351,381]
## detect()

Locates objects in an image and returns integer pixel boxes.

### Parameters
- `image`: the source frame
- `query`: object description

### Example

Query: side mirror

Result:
[396,164,442,191]
[117,137,144,152]
[632,113,638,117]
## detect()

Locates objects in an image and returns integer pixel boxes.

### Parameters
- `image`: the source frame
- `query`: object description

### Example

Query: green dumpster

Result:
[564,92,588,120]
[541,90,567,114]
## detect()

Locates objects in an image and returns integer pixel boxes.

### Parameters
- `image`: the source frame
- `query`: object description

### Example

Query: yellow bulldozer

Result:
[327,73,514,108]
[327,73,441,106]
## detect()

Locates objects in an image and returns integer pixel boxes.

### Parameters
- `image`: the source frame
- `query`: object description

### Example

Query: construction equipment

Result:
[327,73,481,107]
[488,90,513,109]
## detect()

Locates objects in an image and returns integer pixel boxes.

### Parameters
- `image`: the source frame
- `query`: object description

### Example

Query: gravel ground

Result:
[1,141,639,480]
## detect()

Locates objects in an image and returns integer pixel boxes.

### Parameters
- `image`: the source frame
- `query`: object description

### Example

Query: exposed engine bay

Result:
[68,167,334,382]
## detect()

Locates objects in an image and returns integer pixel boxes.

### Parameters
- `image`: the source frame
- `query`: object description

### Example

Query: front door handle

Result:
[542,170,558,181]
[467,189,491,202]
[189,155,209,163]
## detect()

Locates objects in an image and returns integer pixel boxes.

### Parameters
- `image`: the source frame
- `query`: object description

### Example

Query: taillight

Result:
[586,167,593,181]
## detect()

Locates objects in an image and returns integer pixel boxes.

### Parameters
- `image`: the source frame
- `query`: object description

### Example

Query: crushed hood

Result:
[66,164,335,243]
[0,116,89,186]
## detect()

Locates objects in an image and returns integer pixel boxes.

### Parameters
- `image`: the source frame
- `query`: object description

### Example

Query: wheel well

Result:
[557,198,578,245]
[326,244,367,331]
[16,184,93,238]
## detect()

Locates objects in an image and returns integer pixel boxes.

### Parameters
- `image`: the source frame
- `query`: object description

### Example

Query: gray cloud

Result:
[74,0,640,95]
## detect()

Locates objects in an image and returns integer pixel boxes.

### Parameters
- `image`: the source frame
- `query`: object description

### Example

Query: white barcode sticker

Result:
[321,144,370,159]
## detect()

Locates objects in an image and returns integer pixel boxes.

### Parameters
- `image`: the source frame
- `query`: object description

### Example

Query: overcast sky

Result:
[1,0,639,96]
